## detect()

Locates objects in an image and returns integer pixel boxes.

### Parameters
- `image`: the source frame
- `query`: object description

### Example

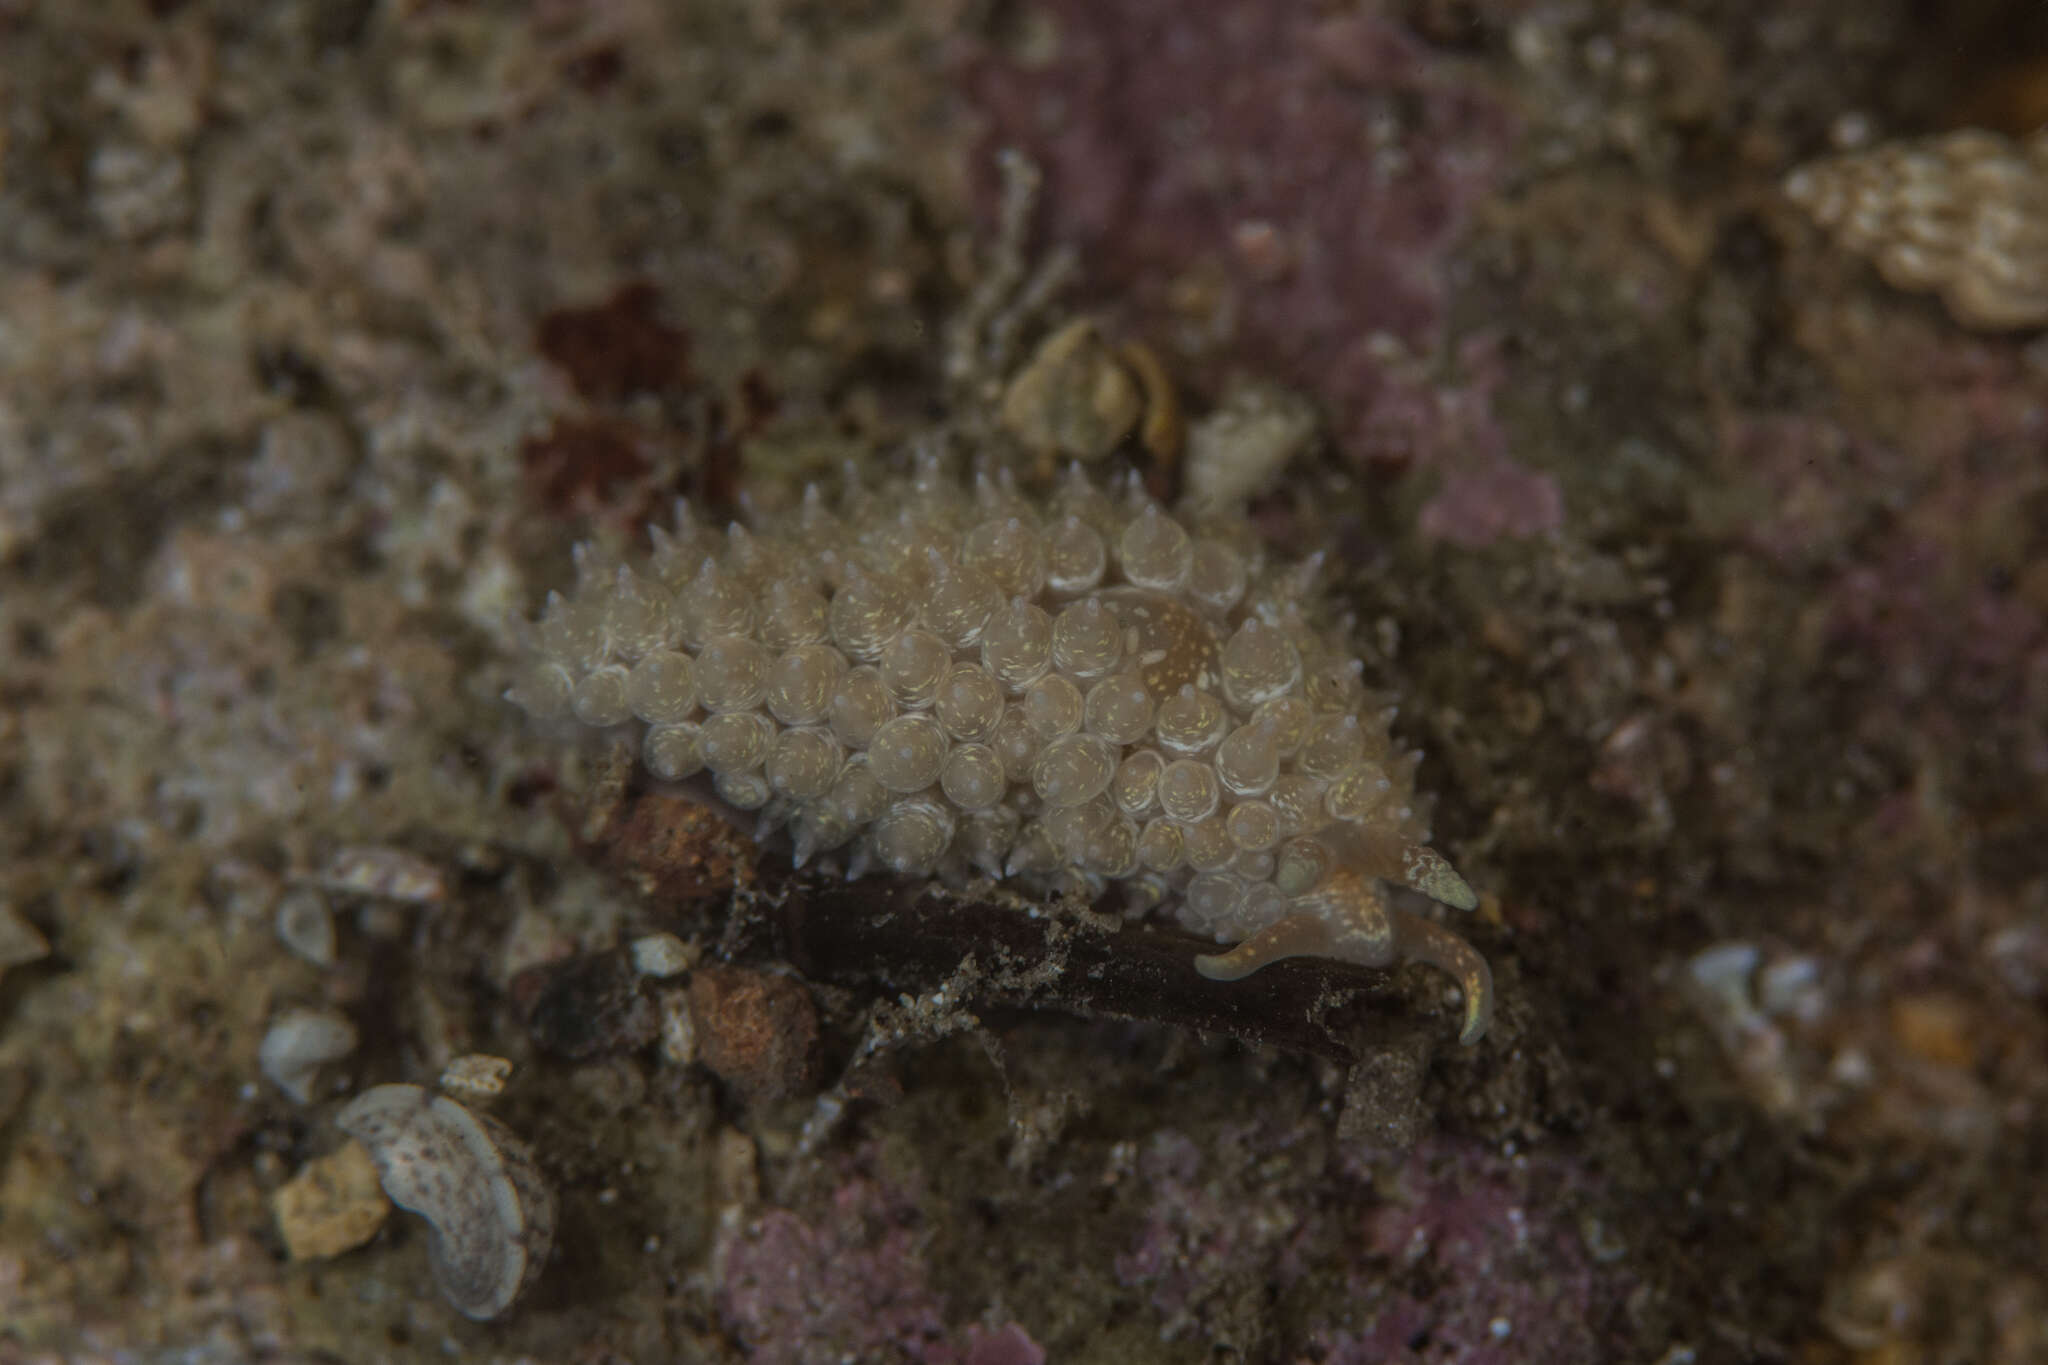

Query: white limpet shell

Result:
[259,1007,358,1105]
[336,1084,556,1321]
[513,459,1493,1044]
[629,931,698,978]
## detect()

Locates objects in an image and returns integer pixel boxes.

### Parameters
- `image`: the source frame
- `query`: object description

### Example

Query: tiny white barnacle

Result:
[513,461,1494,1043]
[335,1083,556,1321]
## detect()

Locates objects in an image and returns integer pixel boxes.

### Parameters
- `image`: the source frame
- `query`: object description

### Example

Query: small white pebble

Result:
[630,932,697,978]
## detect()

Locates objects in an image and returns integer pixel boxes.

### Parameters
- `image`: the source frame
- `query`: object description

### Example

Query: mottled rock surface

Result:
[3,1,2046,1362]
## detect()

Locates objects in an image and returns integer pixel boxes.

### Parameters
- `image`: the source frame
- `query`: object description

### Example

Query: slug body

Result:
[509,459,1492,1043]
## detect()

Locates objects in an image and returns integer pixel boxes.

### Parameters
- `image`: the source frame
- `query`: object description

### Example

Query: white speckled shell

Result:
[1783,126,2048,331]
[510,460,1456,949]
[336,1084,554,1322]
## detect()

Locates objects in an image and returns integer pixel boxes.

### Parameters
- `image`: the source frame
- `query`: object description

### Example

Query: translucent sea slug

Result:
[508,458,1494,1043]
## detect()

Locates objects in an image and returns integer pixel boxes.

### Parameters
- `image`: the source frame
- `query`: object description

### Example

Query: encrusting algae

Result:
[509,456,1493,1044]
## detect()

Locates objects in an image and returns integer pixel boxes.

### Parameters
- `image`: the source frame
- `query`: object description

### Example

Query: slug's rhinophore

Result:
[509,459,1493,1043]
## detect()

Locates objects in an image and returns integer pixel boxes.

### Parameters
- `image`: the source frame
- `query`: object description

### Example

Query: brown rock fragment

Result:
[1888,993,1978,1070]
[591,789,753,906]
[687,966,821,1100]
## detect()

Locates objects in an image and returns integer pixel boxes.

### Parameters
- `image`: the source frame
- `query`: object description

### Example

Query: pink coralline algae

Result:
[715,1163,1042,1365]
[1802,332,2048,770]
[1114,1125,1629,1356]
[716,1170,949,1365]
[1417,460,1564,549]
[1114,1126,1323,1335]
[1356,336,1564,549]
[1833,538,2046,722]
[1709,411,1901,570]
[1311,1139,1627,1364]
[958,3,1518,459]
[962,1322,1047,1365]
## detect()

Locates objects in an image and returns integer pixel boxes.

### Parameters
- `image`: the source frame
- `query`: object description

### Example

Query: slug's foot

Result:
[1193,866,1494,1045]
[1195,913,1354,980]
